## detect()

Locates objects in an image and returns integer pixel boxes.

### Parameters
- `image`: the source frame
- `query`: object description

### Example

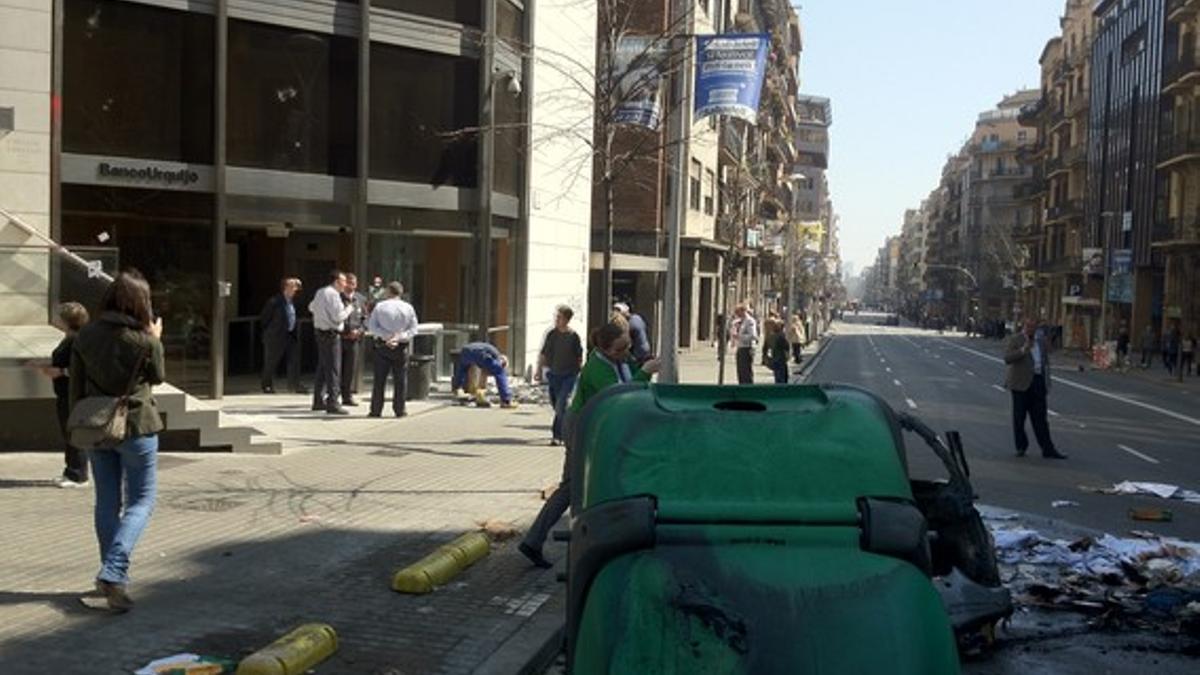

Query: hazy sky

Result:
[796,1,1066,272]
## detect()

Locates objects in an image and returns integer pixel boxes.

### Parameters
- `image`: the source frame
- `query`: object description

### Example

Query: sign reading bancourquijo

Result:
[98,162,200,186]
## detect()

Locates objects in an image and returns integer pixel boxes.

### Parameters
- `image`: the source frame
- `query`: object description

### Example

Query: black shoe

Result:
[262,386,275,394]
[518,542,553,569]
[367,412,382,418]
[342,398,359,407]
[1043,450,1069,460]
[327,407,350,416]
[1015,448,1027,458]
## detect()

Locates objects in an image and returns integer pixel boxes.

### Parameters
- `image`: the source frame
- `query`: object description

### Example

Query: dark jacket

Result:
[259,293,296,345]
[1003,331,1051,393]
[627,313,652,361]
[70,312,166,439]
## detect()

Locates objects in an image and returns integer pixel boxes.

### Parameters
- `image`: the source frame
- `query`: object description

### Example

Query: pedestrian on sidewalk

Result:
[1182,334,1196,376]
[613,302,652,364]
[733,303,758,385]
[1164,324,1180,376]
[69,270,166,611]
[536,305,583,446]
[452,342,518,408]
[339,273,368,407]
[310,270,353,415]
[768,318,791,384]
[259,277,304,394]
[1116,324,1131,371]
[1005,318,1067,460]
[519,318,660,568]
[786,314,806,364]
[31,302,91,487]
[1140,324,1157,369]
[366,282,418,418]
[761,310,781,367]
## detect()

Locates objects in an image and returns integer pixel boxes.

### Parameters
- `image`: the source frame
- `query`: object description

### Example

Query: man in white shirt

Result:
[734,303,758,385]
[309,270,354,415]
[366,282,420,418]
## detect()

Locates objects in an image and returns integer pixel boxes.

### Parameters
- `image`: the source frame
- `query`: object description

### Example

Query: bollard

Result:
[236,623,338,675]
[392,531,491,594]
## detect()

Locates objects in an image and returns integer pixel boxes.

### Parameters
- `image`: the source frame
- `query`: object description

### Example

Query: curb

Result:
[392,531,492,594]
[472,591,564,675]
[794,334,834,383]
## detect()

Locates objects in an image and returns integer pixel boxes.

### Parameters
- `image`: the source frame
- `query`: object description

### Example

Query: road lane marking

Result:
[905,398,918,409]
[894,379,903,387]
[948,361,956,366]
[991,384,1006,393]
[886,367,892,373]
[942,340,1200,428]
[1118,444,1161,465]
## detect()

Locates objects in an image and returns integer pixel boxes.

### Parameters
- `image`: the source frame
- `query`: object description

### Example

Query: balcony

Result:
[1063,143,1087,168]
[1152,216,1200,246]
[1018,96,1047,127]
[1043,255,1084,276]
[1168,0,1200,22]
[1013,224,1042,243]
[1045,153,1065,176]
[1163,49,1200,90]
[1157,132,1200,169]
[1067,92,1089,118]
[1046,199,1084,223]
[1014,179,1046,200]
[972,166,1031,182]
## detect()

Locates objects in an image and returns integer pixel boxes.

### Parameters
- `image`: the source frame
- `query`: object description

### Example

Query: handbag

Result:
[66,348,149,450]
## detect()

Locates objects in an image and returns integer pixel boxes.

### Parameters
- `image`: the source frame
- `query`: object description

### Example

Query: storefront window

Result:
[373,0,481,26]
[370,44,480,187]
[61,186,215,396]
[63,0,214,163]
[227,20,358,176]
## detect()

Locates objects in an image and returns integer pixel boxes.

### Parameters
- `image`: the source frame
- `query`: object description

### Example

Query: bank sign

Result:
[694,34,770,125]
[98,162,200,187]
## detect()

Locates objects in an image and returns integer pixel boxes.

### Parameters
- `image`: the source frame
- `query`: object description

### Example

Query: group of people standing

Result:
[731,304,808,385]
[260,270,419,417]
[1128,324,1196,376]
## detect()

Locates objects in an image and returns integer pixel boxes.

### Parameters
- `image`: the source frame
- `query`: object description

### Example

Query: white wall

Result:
[521,1,597,373]
[0,0,52,325]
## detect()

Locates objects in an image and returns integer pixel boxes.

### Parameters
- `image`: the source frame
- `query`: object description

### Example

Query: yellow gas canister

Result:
[235,623,338,675]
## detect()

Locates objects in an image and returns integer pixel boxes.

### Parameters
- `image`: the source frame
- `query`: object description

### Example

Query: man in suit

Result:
[259,277,305,394]
[339,273,368,406]
[1005,318,1067,459]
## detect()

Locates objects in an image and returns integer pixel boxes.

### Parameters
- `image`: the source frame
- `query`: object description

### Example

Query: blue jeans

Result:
[90,434,158,585]
[546,372,578,441]
[453,351,512,402]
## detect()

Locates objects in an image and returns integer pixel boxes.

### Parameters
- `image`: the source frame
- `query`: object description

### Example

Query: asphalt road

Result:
[808,313,1200,541]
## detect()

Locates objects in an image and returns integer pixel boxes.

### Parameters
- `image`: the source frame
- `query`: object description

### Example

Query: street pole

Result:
[476,0,497,343]
[660,0,693,384]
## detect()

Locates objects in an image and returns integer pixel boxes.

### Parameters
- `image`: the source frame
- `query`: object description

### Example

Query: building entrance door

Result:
[225,225,353,387]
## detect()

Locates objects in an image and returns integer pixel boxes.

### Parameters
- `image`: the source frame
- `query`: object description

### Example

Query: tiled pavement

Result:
[0,338,828,674]
[0,397,567,674]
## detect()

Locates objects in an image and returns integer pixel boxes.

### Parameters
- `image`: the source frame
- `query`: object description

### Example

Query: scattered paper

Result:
[1052,500,1080,508]
[1107,481,1200,504]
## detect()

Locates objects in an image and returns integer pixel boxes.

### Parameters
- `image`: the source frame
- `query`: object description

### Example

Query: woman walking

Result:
[70,270,165,611]
[519,318,659,568]
[786,314,806,365]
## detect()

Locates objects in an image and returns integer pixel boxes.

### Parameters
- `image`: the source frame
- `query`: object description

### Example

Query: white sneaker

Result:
[55,477,89,489]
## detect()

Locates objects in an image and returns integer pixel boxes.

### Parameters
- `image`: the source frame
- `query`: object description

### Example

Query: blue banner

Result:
[613,36,665,130]
[1107,249,1134,304]
[694,34,770,124]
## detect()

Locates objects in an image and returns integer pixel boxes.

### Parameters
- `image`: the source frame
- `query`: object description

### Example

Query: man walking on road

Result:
[366,282,419,418]
[1005,318,1067,460]
[310,270,353,415]
[1140,324,1157,369]
[734,303,758,385]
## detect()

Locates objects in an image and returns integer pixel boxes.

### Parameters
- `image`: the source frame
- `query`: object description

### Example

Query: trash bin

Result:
[406,355,434,401]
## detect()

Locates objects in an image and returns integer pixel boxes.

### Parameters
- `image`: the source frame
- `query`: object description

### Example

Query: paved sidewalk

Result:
[0,399,567,674]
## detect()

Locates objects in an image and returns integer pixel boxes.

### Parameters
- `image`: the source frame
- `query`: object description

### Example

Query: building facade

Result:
[1157,0,1200,341]
[1088,0,1167,344]
[0,0,596,396]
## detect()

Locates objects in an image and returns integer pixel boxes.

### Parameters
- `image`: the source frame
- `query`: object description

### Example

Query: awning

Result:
[1062,296,1101,307]
[588,252,668,273]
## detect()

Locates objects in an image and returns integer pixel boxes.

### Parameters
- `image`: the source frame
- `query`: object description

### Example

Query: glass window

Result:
[61,185,215,396]
[494,69,525,197]
[373,0,481,26]
[370,44,480,187]
[689,159,702,211]
[63,0,214,163]
[704,169,715,215]
[497,1,524,43]
[227,21,358,176]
